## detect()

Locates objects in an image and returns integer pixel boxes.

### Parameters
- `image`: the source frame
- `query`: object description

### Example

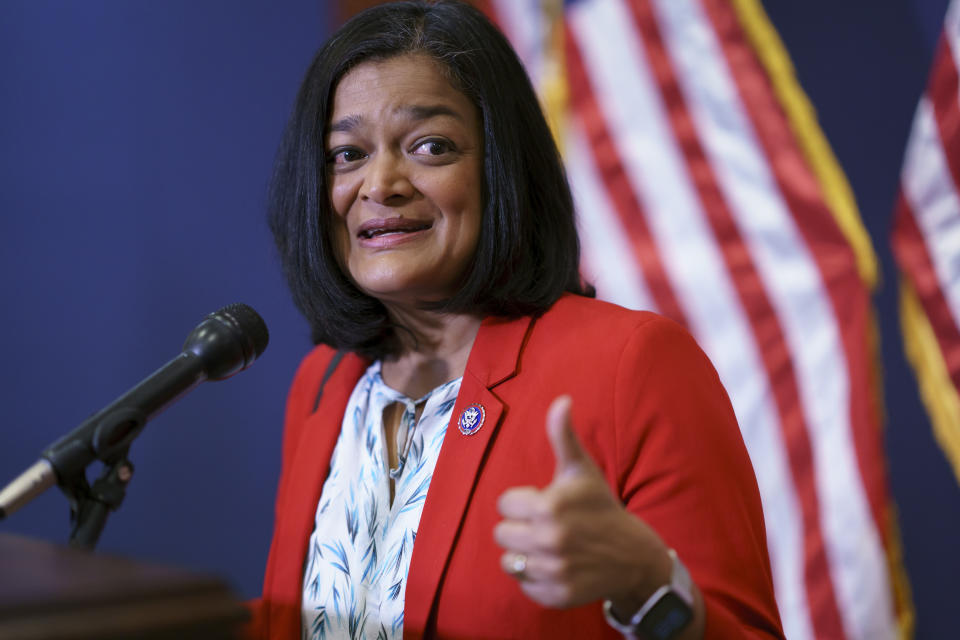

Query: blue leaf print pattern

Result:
[360,538,378,584]
[352,404,364,436]
[391,535,406,578]
[365,423,377,456]
[366,490,379,538]
[332,583,342,620]
[347,585,368,640]
[430,425,448,450]
[344,501,359,545]
[409,431,423,464]
[310,607,327,640]
[299,362,463,640]
[392,610,404,636]
[434,397,457,417]
[306,571,321,601]
[322,540,350,576]
[400,474,431,513]
[388,580,403,600]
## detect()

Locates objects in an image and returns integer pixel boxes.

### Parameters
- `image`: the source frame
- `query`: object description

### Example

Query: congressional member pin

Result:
[457,404,485,436]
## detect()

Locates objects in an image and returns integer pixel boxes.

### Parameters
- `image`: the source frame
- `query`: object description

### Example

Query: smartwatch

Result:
[602,549,695,640]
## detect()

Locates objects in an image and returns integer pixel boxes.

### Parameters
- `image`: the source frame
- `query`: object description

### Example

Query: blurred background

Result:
[0,1,956,638]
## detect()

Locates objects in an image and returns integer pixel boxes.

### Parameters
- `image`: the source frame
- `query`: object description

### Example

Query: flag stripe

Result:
[566,10,804,608]
[920,7,960,378]
[898,95,960,386]
[698,1,896,638]
[564,24,687,323]
[637,1,840,637]
[487,0,545,89]
[932,36,960,203]
[566,120,657,311]
[488,1,902,637]
[566,21,807,624]
[486,0,658,311]
[893,191,960,383]
[941,1,960,191]
[894,0,960,521]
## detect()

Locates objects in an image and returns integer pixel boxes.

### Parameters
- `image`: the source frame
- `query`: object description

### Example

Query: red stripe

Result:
[892,191,960,388]
[626,1,845,636]
[930,35,960,198]
[923,33,960,388]
[565,27,689,324]
[700,0,896,629]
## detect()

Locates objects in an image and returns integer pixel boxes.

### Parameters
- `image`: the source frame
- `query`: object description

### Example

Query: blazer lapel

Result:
[266,352,368,638]
[403,314,533,636]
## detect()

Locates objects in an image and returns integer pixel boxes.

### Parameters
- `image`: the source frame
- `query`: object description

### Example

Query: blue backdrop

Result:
[0,1,957,638]
[0,0,327,600]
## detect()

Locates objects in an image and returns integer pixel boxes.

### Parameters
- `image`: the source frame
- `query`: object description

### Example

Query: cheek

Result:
[328,177,353,218]
[325,186,353,272]
[329,215,351,267]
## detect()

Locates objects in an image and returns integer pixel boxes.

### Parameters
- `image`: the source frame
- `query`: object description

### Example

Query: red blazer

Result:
[252,295,784,639]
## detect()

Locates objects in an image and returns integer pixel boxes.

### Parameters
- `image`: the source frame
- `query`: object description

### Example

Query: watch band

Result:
[603,549,695,640]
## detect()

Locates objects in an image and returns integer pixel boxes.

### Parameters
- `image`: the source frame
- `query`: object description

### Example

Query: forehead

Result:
[329,54,478,127]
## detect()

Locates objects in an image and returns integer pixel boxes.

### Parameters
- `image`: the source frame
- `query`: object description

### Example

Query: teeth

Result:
[360,224,429,238]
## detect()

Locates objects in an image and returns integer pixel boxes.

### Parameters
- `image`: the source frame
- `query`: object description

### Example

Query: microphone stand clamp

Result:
[64,448,135,550]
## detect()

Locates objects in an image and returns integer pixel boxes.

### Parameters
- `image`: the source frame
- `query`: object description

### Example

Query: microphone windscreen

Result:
[214,303,270,361]
[183,303,269,380]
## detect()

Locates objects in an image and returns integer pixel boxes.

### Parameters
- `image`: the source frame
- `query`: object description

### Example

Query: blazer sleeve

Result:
[612,316,784,639]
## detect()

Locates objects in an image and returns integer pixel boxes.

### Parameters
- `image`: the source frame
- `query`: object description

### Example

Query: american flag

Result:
[478,0,912,638]
[892,0,960,494]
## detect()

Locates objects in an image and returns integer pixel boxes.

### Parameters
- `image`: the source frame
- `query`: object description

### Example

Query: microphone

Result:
[0,303,269,520]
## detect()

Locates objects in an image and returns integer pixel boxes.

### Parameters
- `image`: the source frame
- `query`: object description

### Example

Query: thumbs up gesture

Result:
[493,396,673,612]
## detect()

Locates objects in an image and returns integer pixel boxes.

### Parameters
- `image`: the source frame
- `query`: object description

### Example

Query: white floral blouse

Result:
[301,361,461,640]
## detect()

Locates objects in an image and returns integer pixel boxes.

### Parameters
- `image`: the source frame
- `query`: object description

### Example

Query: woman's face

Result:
[325,54,483,308]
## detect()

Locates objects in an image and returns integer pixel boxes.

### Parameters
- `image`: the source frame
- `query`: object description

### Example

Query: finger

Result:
[499,551,566,584]
[493,519,536,551]
[497,486,547,519]
[519,579,574,609]
[545,395,590,478]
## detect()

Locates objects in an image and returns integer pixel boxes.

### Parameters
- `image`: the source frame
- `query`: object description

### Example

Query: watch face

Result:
[638,592,694,640]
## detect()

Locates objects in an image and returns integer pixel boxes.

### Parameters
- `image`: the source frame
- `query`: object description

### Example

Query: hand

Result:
[493,395,671,610]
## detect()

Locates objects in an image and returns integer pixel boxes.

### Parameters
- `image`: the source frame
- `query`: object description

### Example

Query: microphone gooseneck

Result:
[0,303,269,521]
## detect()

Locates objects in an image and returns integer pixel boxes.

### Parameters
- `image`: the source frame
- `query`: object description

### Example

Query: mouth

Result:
[357,217,433,239]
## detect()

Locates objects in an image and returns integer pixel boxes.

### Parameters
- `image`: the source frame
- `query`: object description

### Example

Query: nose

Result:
[360,150,414,204]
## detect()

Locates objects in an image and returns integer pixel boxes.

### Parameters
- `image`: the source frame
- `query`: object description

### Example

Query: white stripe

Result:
[564,118,656,311]
[652,1,896,638]
[568,3,807,635]
[492,0,654,310]
[903,97,960,330]
[491,0,546,89]
[915,0,960,327]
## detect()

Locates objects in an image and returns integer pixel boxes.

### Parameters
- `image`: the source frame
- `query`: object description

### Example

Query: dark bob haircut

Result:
[268,0,593,358]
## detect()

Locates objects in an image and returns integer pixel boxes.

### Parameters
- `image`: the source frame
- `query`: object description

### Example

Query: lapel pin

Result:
[457,403,486,436]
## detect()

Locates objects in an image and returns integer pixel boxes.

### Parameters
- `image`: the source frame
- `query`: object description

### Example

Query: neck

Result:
[380,305,482,399]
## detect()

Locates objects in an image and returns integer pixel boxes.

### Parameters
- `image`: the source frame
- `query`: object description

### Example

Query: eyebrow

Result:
[328,114,364,134]
[327,104,465,134]
[400,104,464,122]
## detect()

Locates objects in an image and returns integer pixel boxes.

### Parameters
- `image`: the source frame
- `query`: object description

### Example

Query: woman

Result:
[255,1,785,638]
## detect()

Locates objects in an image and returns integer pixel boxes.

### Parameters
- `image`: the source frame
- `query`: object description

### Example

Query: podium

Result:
[0,533,248,639]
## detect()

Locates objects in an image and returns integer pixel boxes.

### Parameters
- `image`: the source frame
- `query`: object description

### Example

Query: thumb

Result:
[546,395,590,479]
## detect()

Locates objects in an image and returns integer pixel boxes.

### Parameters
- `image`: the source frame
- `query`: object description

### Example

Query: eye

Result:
[411,138,455,157]
[327,147,367,165]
